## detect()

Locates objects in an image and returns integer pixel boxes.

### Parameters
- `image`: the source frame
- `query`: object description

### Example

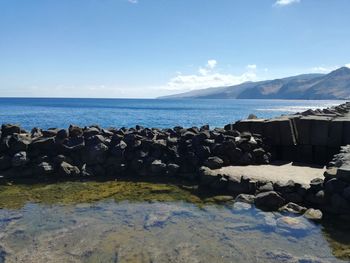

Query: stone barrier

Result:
[0,123,271,181]
[227,102,350,164]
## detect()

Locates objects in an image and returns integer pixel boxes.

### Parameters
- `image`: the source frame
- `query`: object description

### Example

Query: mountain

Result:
[158,67,350,100]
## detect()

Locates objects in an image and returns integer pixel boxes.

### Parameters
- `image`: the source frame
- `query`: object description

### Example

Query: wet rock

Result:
[203,156,224,169]
[276,216,310,232]
[211,195,234,203]
[257,212,277,228]
[11,151,29,167]
[235,194,255,204]
[255,191,285,211]
[304,208,323,221]
[279,202,307,215]
[233,201,252,211]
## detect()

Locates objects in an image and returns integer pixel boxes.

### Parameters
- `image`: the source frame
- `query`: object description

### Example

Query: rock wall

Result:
[226,102,350,164]
[0,123,271,181]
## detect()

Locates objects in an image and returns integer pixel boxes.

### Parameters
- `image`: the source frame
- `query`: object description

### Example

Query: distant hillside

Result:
[158,67,350,100]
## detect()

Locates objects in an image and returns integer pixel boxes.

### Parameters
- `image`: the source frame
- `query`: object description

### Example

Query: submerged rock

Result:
[303,208,323,221]
[279,202,307,215]
[255,191,285,211]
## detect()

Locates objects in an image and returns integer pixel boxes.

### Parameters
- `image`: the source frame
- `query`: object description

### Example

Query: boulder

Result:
[203,156,224,169]
[276,216,310,232]
[82,143,109,165]
[309,178,324,192]
[255,191,285,211]
[35,162,54,176]
[61,136,85,152]
[166,163,180,176]
[336,165,350,183]
[235,194,255,204]
[83,127,100,137]
[325,178,348,194]
[56,129,68,140]
[8,134,31,154]
[30,137,56,153]
[151,160,166,176]
[68,125,83,137]
[11,151,29,167]
[58,161,80,177]
[257,182,274,192]
[343,186,350,202]
[279,202,307,215]
[303,208,323,221]
[305,190,325,206]
[324,167,337,180]
[0,155,11,170]
[199,166,219,186]
[1,124,21,137]
[331,193,350,213]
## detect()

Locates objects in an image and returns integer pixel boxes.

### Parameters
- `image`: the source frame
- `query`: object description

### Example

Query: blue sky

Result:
[0,0,349,98]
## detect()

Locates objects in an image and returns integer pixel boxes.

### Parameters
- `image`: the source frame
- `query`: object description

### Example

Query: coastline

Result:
[0,101,349,219]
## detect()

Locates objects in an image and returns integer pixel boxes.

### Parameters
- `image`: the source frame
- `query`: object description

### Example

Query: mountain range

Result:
[159,67,350,100]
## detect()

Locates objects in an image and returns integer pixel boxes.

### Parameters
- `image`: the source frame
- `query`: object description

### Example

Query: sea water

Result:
[0,98,342,130]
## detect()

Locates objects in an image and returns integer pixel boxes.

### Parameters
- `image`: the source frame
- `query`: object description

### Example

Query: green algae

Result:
[0,180,203,209]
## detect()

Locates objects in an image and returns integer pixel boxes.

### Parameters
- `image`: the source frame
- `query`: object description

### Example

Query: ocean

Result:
[0,98,343,130]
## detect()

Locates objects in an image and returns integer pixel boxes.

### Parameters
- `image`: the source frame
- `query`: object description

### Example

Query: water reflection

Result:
[0,181,349,262]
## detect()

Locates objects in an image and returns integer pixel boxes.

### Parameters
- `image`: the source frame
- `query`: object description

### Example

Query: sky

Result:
[0,0,349,98]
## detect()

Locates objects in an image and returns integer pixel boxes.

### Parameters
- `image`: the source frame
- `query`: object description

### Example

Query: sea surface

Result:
[0,98,343,130]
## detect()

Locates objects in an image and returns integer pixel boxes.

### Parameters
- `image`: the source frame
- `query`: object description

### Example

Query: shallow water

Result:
[0,181,349,263]
[0,98,342,129]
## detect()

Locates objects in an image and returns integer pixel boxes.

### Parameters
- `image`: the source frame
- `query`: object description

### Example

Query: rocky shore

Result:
[1,101,350,218]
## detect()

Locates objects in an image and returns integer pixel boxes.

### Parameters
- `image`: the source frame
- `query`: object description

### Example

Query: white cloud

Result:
[246,64,257,70]
[311,66,339,73]
[345,63,350,68]
[275,0,300,6]
[207,59,217,69]
[161,60,257,91]
[128,0,138,4]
